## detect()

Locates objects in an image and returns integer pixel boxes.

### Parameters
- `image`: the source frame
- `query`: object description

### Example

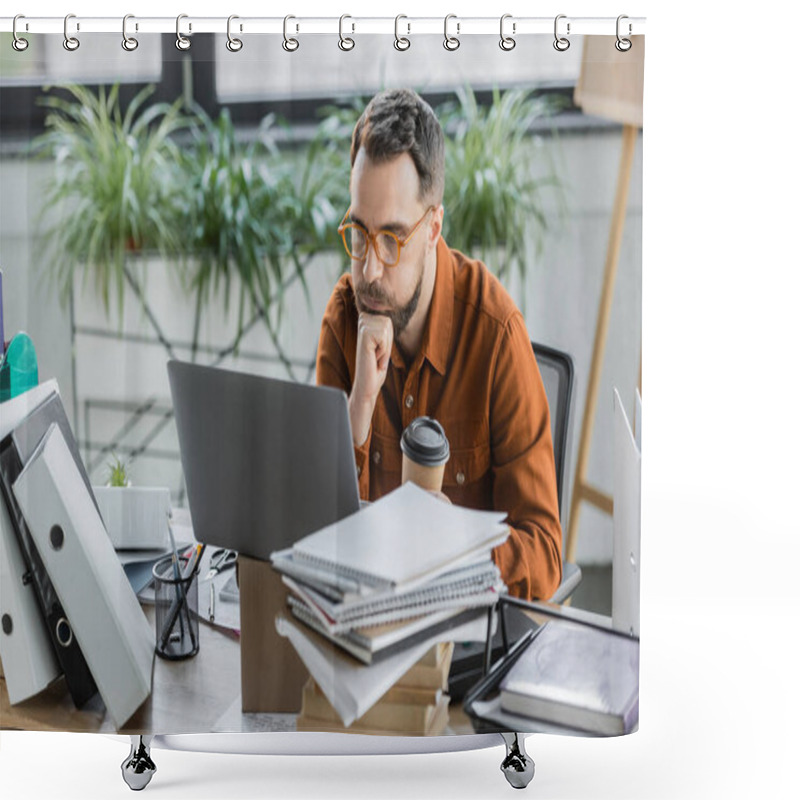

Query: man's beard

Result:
[355,259,424,336]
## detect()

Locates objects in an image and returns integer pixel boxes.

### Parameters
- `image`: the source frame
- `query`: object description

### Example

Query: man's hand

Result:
[349,312,393,446]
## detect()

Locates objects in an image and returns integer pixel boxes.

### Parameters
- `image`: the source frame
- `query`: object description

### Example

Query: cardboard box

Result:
[237,555,308,713]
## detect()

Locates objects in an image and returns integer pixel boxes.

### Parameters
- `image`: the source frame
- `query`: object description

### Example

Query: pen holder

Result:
[153,555,200,660]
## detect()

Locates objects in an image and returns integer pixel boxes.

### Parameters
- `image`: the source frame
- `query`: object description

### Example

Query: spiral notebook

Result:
[285,482,509,594]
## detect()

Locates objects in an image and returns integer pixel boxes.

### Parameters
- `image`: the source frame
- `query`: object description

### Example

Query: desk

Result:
[0,605,476,736]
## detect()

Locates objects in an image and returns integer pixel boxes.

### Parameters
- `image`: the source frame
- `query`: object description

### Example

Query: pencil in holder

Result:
[153,554,200,660]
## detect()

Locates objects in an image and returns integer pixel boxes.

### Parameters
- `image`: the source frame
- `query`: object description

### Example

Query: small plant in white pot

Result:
[94,455,171,551]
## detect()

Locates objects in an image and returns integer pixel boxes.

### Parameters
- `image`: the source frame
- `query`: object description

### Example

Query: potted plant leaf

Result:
[176,104,349,360]
[437,86,567,293]
[31,82,191,315]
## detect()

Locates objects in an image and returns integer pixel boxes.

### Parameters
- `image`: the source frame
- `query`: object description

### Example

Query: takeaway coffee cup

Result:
[400,416,450,492]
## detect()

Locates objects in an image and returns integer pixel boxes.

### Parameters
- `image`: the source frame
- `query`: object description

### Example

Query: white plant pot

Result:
[93,486,171,551]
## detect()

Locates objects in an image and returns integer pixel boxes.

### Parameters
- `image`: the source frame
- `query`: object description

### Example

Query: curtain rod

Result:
[1,16,646,37]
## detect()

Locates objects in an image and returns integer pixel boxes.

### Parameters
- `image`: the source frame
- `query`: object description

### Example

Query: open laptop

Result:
[167,360,361,560]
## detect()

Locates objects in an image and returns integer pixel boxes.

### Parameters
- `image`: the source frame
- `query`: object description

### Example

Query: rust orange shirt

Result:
[316,236,562,601]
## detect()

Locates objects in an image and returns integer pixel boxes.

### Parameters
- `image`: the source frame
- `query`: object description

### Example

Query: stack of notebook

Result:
[271,482,509,665]
[296,642,454,735]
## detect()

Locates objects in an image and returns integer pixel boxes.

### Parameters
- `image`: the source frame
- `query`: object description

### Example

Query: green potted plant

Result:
[32,82,190,314]
[93,454,171,551]
[177,104,349,360]
[437,86,566,291]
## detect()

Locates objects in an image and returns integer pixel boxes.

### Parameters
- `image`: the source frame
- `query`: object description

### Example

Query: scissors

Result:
[204,548,237,581]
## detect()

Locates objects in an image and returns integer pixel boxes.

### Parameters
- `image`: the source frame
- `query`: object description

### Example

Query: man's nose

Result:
[362,240,384,284]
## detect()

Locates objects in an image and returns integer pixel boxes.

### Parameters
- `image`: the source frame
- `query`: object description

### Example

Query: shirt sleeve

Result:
[489,313,563,601]
[315,286,372,500]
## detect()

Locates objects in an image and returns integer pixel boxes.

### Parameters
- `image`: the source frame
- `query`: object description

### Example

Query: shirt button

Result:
[405,394,414,409]
[372,451,381,465]
[456,471,466,486]
[357,465,362,478]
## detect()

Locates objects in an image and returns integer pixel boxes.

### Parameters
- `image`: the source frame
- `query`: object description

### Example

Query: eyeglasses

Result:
[338,206,435,268]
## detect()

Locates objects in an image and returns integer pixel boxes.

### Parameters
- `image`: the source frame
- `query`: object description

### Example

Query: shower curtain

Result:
[0,15,643,751]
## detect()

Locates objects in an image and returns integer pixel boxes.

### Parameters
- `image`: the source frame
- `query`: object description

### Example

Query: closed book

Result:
[297,694,450,736]
[396,642,455,691]
[416,641,450,669]
[499,619,639,736]
[288,594,481,666]
[13,423,154,729]
[308,674,442,706]
[377,683,442,706]
[0,432,98,708]
[301,678,448,732]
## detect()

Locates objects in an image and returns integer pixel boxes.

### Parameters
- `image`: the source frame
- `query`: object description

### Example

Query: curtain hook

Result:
[616,15,633,52]
[63,13,80,51]
[443,14,460,51]
[338,14,355,51]
[226,14,243,52]
[283,15,299,52]
[394,14,410,51]
[122,14,139,51]
[499,14,516,51]
[553,14,570,52]
[12,14,29,52]
[176,13,191,51]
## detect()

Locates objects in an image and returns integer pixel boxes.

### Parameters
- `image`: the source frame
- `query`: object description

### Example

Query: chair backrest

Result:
[531,341,574,519]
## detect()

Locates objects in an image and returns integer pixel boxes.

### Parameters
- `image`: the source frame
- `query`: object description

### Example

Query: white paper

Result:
[276,613,491,727]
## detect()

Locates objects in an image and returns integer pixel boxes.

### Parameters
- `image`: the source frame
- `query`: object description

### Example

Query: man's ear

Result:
[429,205,444,246]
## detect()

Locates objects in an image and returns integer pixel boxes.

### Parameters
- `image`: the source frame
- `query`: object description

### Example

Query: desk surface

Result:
[0,606,476,736]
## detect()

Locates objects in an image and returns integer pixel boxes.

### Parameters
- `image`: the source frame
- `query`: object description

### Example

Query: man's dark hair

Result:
[350,88,445,205]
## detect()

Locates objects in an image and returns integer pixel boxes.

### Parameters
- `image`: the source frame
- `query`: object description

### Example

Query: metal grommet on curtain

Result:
[122,14,139,51]
[615,14,632,52]
[338,14,355,51]
[226,15,243,52]
[443,14,460,51]
[176,13,191,51]
[394,15,410,51]
[12,15,29,52]
[63,13,80,51]
[553,14,570,52]
[282,15,299,52]
[499,14,516,51]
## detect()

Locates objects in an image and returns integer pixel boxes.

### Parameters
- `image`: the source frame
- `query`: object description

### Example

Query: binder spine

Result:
[0,440,98,707]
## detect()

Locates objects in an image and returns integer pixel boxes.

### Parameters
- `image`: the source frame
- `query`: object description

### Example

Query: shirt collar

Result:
[419,236,454,376]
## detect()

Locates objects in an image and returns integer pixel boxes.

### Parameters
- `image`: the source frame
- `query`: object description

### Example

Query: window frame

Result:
[1,33,583,141]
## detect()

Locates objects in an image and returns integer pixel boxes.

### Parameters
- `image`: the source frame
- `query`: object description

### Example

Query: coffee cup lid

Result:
[400,417,450,467]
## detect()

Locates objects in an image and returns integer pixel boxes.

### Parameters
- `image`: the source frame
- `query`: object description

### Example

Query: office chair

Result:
[448,341,581,697]
[531,341,582,604]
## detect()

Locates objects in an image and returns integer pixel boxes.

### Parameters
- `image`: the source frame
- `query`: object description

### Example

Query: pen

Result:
[166,512,185,638]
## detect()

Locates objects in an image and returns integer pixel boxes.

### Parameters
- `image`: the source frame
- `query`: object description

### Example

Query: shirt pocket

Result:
[369,428,403,481]
[443,440,492,491]
[441,417,492,500]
